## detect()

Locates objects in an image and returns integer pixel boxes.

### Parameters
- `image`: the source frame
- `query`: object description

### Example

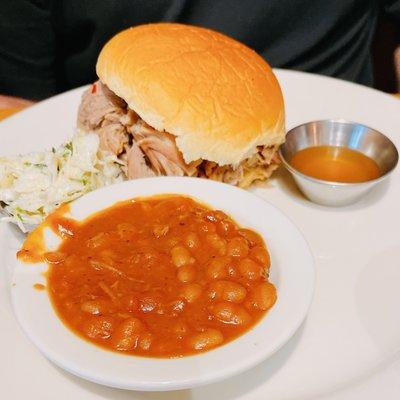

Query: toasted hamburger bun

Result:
[96,23,285,166]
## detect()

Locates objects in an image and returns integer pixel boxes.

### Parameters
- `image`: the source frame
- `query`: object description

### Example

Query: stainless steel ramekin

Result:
[279,120,398,206]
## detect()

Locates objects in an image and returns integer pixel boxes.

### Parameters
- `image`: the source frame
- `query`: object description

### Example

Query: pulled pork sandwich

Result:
[77,23,285,187]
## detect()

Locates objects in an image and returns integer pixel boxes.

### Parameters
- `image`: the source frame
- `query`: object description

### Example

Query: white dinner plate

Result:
[1,69,400,399]
[11,177,314,391]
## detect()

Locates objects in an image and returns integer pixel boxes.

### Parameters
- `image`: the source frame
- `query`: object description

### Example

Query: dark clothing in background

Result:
[0,0,399,100]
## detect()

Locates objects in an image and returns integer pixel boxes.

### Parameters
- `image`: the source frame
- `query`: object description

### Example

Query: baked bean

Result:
[117,317,145,334]
[208,280,247,303]
[167,237,180,247]
[139,296,159,313]
[203,211,218,222]
[171,320,189,337]
[250,246,271,268]
[177,264,196,283]
[226,237,249,258]
[99,249,117,261]
[117,223,137,239]
[217,219,236,237]
[111,317,145,351]
[83,316,114,339]
[238,258,264,280]
[238,229,263,247]
[86,232,108,249]
[206,233,227,255]
[154,200,173,214]
[205,256,230,279]
[211,302,251,325]
[185,232,201,249]
[44,251,66,264]
[213,210,229,220]
[138,332,153,350]
[188,328,223,350]
[180,283,202,303]
[120,293,138,312]
[80,299,112,315]
[171,246,194,267]
[143,248,161,262]
[198,221,217,233]
[227,263,238,277]
[153,224,169,238]
[248,282,277,311]
[169,299,185,314]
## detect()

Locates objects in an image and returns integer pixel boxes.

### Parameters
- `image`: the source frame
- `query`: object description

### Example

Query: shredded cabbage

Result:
[0,130,125,232]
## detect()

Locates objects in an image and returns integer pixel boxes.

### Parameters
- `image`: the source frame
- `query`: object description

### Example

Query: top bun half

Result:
[96,23,285,165]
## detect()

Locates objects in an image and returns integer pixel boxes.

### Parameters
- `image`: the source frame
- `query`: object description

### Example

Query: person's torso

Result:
[53,0,378,91]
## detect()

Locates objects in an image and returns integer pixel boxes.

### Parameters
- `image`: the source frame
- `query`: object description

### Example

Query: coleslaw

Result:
[0,130,125,232]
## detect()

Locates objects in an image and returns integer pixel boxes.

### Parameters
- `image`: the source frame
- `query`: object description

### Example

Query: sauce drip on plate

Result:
[33,283,46,291]
[290,146,381,183]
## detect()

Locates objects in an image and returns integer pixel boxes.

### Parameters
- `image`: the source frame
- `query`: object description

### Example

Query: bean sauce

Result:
[20,195,277,357]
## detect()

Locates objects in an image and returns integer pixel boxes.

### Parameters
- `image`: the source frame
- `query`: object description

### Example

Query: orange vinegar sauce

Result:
[290,146,381,183]
[18,196,277,358]
[33,283,46,291]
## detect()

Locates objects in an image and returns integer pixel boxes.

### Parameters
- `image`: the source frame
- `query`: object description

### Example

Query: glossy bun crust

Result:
[97,23,285,165]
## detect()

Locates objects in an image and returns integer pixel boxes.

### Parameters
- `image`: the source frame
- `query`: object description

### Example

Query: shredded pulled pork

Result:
[77,81,280,187]
[199,145,280,188]
[128,119,198,177]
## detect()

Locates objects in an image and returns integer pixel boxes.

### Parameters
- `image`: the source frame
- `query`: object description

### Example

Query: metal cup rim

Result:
[279,119,399,187]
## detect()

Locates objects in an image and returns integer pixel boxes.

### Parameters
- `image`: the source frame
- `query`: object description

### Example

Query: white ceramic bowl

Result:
[11,177,314,391]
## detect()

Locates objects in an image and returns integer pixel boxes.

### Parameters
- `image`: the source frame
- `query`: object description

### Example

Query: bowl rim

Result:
[279,119,399,187]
